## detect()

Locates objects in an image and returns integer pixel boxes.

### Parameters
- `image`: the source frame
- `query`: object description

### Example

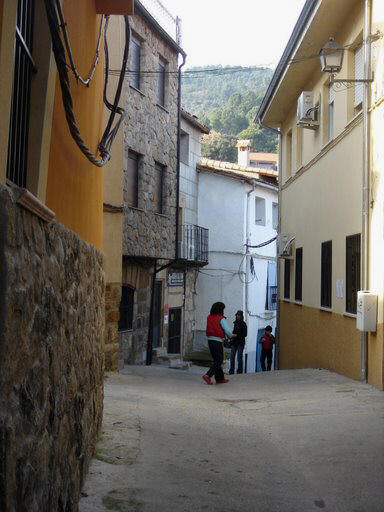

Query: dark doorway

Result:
[168,308,182,354]
[152,281,162,348]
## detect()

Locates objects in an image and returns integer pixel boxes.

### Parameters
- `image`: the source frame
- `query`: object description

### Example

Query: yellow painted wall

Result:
[0,0,3,52]
[46,0,105,248]
[280,302,361,380]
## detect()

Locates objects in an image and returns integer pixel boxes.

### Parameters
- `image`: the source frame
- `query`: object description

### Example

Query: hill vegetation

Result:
[181,66,278,163]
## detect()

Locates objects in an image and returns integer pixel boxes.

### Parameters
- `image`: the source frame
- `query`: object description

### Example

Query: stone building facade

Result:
[0,186,104,510]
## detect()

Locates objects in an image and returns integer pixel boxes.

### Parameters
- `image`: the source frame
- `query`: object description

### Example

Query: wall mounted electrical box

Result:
[356,291,377,332]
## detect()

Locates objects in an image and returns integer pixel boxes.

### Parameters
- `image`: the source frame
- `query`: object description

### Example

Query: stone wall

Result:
[122,12,179,260]
[0,186,104,512]
[183,269,198,356]
[105,283,121,371]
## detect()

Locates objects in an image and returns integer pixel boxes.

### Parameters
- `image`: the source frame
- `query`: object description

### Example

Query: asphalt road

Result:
[80,366,384,512]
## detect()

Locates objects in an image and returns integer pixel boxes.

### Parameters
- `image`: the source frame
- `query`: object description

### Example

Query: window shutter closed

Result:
[354,45,363,107]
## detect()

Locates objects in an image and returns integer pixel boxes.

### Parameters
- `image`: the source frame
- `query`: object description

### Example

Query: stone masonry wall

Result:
[0,186,104,512]
[105,283,121,371]
[122,13,179,259]
[184,269,198,357]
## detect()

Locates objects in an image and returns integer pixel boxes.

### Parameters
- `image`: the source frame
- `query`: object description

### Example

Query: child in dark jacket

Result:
[259,325,275,371]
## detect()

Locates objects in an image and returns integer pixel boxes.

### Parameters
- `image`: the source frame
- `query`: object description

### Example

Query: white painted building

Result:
[195,149,278,373]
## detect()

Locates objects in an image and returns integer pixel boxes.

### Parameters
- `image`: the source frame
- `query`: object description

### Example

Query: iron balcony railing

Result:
[179,224,209,264]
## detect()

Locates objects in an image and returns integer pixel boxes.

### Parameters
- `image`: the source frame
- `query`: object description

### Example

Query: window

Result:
[328,85,334,141]
[321,241,332,308]
[255,196,266,226]
[119,285,134,331]
[125,151,139,207]
[129,35,141,90]
[157,57,166,107]
[180,130,189,165]
[346,234,361,314]
[265,261,277,311]
[154,162,164,213]
[354,45,363,110]
[295,247,303,302]
[284,259,291,299]
[7,0,36,187]
[286,130,292,177]
[272,202,278,230]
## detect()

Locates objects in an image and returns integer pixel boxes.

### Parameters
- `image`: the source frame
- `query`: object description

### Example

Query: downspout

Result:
[258,120,281,369]
[360,0,372,382]
[175,53,187,260]
[245,181,255,370]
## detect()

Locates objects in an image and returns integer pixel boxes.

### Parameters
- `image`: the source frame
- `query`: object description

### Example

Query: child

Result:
[259,325,275,371]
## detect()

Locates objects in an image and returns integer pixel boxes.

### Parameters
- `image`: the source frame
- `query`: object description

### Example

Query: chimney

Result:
[236,139,251,167]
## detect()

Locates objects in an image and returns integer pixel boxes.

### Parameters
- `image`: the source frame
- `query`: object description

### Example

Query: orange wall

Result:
[46,0,105,249]
[0,0,3,53]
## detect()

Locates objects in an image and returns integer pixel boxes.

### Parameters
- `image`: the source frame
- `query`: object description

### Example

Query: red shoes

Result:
[202,375,213,385]
[216,378,229,384]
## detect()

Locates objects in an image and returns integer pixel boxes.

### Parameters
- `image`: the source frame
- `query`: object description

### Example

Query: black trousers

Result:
[229,342,244,374]
[260,348,273,371]
[206,340,224,382]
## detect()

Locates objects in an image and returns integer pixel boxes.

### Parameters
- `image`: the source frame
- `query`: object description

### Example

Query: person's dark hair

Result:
[210,302,225,315]
[235,310,244,320]
[265,325,273,333]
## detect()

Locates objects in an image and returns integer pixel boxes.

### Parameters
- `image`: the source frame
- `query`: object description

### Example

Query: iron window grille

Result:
[321,241,332,308]
[7,0,36,188]
[295,247,303,302]
[179,224,209,263]
[346,234,361,314]
[119,285,134,331]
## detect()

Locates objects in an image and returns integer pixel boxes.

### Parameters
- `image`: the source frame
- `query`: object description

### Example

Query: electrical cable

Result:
[44,1,130,167]
[246,236,277,249]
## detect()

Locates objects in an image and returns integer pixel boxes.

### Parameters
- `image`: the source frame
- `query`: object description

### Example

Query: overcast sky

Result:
[162,0,307,69]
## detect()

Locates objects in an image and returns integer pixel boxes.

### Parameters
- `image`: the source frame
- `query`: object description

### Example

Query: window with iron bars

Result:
[7,0,36,188]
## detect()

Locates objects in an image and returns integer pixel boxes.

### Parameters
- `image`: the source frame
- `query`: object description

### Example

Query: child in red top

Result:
[259,325,275,371]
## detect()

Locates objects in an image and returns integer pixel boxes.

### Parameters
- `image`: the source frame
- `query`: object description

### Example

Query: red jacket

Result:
[206,314,225,339]
[260,333,275,351]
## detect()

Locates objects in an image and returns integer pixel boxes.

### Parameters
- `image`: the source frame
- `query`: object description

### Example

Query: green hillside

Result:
[181,66,277,162]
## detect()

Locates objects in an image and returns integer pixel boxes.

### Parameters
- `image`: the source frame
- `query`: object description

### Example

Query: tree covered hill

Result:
[181,66,277,162]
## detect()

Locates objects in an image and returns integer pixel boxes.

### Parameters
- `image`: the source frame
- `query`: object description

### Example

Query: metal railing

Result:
[179,224,209,263]
[138,0,181,44]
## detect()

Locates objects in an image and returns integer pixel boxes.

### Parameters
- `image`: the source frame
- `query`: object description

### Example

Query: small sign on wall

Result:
[167,271,184,287]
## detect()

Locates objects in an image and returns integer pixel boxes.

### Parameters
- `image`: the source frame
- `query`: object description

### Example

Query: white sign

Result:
[164,314,169,325]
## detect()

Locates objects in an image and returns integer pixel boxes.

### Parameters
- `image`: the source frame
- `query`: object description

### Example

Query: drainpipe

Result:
[258,120,281,369]
[245,182,255,365]
[175,53,187,260]
[360,0,371,382]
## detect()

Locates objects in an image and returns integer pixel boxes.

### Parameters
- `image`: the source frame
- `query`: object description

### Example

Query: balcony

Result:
[178,224,209,264]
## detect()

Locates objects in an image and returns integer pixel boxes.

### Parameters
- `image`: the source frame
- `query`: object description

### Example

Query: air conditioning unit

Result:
[277,234,295,258]
[297,91,319,129]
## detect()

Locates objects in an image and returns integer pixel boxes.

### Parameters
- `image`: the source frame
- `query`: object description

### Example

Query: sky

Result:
[161,0,307,69]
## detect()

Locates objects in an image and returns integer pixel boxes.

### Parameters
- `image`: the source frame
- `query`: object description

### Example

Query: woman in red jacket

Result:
[202,302,233,385]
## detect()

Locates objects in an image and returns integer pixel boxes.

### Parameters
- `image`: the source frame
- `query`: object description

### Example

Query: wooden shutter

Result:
[129,37,141,90]
[284,259,290,299]
[346,234,361,314]
[354,45,363,108]
[126,151,139,207]
[321,241,332,308]
[295,248,303,302]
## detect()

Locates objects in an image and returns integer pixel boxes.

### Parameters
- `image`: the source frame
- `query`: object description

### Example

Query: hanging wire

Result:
[246,236,277,249]
[44,0,130,167]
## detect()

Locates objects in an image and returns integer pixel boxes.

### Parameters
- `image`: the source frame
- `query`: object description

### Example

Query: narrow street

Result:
[80,367,384,512]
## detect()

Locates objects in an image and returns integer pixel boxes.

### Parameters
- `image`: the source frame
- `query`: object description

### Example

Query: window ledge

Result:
[344,311,357,319]
[156,103,169,114]
[129,85,146,97]
[320,306,332,313]
[127,205,144,213]
[282,298,291,302]
[294,300,303,306]
[13,186,55,223]
[345,110,362,130]
[118,328,133,333]
[154,212,169,218]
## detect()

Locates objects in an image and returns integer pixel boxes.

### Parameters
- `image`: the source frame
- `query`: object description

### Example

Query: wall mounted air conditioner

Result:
[297,91,319,129]
[277,234,295,258]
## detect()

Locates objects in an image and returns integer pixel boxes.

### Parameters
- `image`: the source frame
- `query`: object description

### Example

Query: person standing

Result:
[229,310,247,375]
[202,302,233,385]
[259,325,275,371]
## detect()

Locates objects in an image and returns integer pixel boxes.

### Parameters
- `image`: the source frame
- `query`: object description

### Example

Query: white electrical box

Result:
[356,291,377,332]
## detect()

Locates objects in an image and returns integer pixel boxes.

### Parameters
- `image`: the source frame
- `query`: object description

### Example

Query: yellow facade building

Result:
[257,0,384,389]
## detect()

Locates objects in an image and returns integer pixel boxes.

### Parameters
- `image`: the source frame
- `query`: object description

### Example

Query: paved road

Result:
[80,366,384,512]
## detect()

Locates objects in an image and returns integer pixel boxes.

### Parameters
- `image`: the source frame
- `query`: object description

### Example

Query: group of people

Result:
[202,302,275,385]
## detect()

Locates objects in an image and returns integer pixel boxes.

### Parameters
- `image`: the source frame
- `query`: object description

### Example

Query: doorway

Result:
[168,308,182,354]
[152,281,162,348]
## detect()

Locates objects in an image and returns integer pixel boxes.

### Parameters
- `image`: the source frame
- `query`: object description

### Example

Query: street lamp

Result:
[319,37,344,74]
